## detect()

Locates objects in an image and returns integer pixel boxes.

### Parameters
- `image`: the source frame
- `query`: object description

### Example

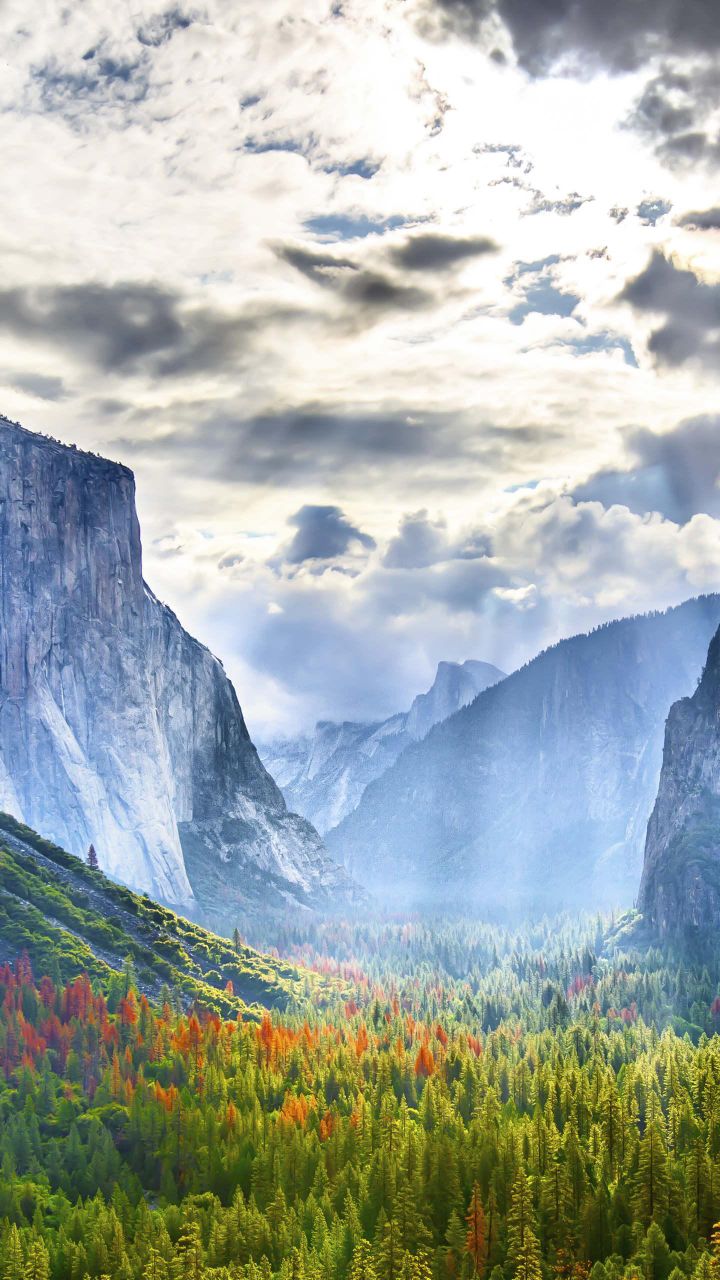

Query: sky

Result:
[1,0,720,738]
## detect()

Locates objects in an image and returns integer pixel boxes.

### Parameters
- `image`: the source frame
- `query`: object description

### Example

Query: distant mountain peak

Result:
[259,658,506,835]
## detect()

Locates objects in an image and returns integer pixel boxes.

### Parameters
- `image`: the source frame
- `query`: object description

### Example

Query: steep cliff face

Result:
[0,416,350,919]
[638,627,720,936]
[327,599,720,913]
[260,660,505,835]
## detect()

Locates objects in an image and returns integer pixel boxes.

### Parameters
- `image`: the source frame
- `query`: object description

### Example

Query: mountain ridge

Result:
[326,596,720,913]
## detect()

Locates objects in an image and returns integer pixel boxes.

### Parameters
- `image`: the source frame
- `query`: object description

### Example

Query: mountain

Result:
[326,597,720,914]
[0,812,320,1014]
[0,415,352,926]
[260,660,505,835]
[638,626,720,937]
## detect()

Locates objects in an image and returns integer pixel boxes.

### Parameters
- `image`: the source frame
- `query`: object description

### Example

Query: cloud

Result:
[618,251,720,368]
[573,415,720,524]
[628,63,720,168]
[5,372,67,401]
[388,232,498,270]
[29,48,152,125]
[0,282,300,377]
[280,504,376,566]
[418,0,720,73]
[678,207,720,230]
[383,509,491,567]
[275,243,434,321]
[136,9,193,47]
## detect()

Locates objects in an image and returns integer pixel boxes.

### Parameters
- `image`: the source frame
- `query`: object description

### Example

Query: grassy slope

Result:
[0,812,324,1018]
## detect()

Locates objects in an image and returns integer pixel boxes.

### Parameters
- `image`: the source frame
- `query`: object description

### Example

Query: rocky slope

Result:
[327,598,720,913]
[0,415,352,923]
[260,660,505,834]
[0,812,321,1014]
[638,626,720,937]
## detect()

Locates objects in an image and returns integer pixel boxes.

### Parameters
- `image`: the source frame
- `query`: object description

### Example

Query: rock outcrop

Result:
[638,626,720,936]
[327,598,720,913]
[0,415,352,921]
[260,660,505,835]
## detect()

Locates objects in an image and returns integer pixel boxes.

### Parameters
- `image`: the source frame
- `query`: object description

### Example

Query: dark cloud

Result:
[419,0,720,73]
[275,244,357,286]
[136,9,193,47]
[573,415,720,524]
[5,372,67,401]
[678,207,720,230]
[0,282,299,377]
[111,402,556,492]
[281,505,376,566]
[629,64,720,168]
[275,243,434,319]
[389,232,498,271]
[618,251,720,368]
[340,270,431,314]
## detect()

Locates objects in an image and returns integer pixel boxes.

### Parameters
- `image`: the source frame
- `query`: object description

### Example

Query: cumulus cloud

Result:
[278,504,376,568]
[574,416,720,524]
[383,510,491,567]
[618,252,720,368]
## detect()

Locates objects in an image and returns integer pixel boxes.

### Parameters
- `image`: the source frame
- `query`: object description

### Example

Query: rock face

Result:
[638,626,720,936]
[0,416,351,920]
[260,660,505,835]
[327,599,720,913]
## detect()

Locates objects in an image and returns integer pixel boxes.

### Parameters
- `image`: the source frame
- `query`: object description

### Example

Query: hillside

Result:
[0,812,320,1017]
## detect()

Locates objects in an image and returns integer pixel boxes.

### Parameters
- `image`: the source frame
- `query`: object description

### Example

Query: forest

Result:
[4,919,720,1280]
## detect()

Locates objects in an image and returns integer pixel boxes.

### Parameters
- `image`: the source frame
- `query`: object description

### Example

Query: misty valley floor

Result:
[3,911,720,1280]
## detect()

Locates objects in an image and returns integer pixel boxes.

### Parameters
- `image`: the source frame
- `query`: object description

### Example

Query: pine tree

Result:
[349,1239,378,1280]
[86,843,99,870]
[466,1184,487,1277]
[173,1220,204,1280]
[3,1225,24,1280]
[22,1243,49,1280]
[507,1169,537,1273]
[143,1249,169,1280]
[512,1229,543,1280]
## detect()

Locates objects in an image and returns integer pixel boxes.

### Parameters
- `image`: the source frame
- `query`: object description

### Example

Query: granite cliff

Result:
[0,416,352,923]
[638,626,720,937]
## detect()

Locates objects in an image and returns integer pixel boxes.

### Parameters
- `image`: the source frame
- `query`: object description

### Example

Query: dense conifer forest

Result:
[5,917,720,1280]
